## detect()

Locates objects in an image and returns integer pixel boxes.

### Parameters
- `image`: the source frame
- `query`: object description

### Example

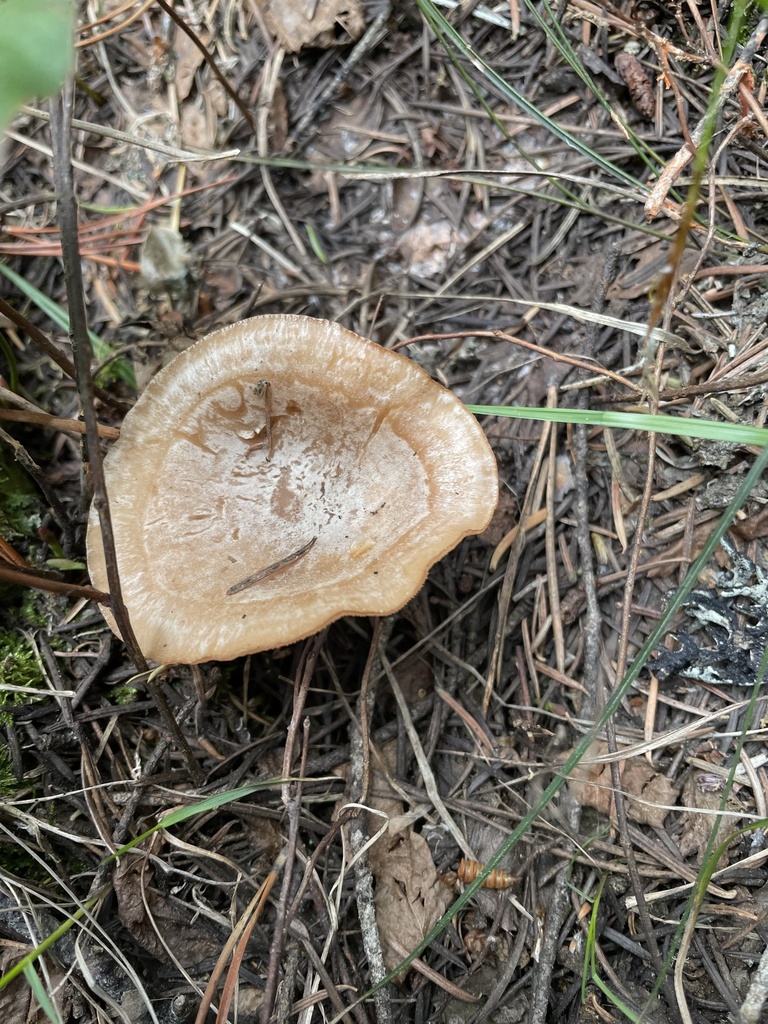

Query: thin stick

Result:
[0,408,119,439]
[347,619,393,1024]
[544,387,565,674]
[48,85,146,672]
[50,87,204,784]
[0,564,109,602]
[226,536,317,595]
[380,648,475,860]
[260,637,323,1024]
[0,426,74,552]
[262,380,273,459]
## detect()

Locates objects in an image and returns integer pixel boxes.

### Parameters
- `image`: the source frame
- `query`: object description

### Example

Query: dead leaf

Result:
[368,829,452,975]
[566,741,679,827]
[334,742,451,975]
[620,758,678,827]
[180,98,214,151]
[732,504,768,541]
[0,949,71,1024]
[174,28,208,102]
[566,742,615,817]
[478,487,518,547]
[115,856,221,967]
[257,0,364,53]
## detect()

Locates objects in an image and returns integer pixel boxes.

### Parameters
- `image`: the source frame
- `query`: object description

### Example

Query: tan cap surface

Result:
[87,315,498,664]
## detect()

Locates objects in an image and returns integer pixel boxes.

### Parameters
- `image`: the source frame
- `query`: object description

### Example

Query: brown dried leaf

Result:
[567,742,615,817]
[732,504,768,541]
[174,28,208,102]
[180,98,214,150]
[368,828,452,975]
[0,950,71,1024]
[620,758,678,827]
[115,856,221,966]
[338,743,450,974]
[257,0,364,53]
[566,741,679,826]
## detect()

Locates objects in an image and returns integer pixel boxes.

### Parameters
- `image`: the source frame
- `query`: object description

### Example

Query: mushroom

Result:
[86,315,498,664]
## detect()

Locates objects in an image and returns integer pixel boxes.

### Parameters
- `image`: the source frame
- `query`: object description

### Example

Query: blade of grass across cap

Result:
[467,405,768,447]
[330,439,768,1023]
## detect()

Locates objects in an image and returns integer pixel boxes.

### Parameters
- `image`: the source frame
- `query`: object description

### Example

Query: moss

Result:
[0,836,50,882]
[0,628,44,724]
[1,588,69,636]
[0,745,16,796]
[112,684,139,705]
[17,589,49,628]
[0,446,42,539]
[0,445,48,625]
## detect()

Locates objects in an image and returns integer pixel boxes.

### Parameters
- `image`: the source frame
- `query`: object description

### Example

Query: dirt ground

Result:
[2,2,768,1023]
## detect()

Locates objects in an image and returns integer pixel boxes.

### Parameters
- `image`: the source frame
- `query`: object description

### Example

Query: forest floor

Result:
[2,2,768,1023]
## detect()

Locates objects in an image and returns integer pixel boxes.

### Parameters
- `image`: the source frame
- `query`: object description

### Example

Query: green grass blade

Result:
[23,964,62,1024]
[0,0,74,135]
[522,0,654,164]
[0,902,94,994]
[415,0,645,191]
[102,781,278,862]
[467,405,768,447]
[0,782,279,993]
[0,262,136,388]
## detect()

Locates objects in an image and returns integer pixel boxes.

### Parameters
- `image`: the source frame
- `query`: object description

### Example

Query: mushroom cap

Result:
[87,315,498,664]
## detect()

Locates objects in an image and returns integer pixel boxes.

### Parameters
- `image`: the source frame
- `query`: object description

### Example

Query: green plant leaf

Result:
[467,405,768,447]
[0,0,74,135]
[22,964,62,1024]
[0,262,136,389]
